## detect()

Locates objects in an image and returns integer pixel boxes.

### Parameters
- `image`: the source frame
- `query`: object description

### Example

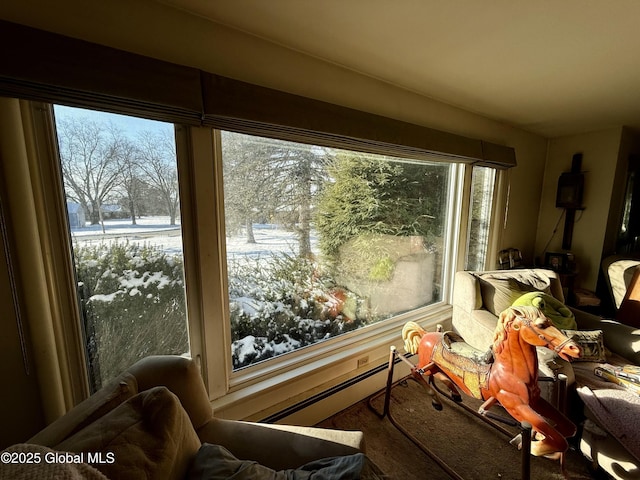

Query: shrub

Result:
[73,242,374,380]
[74,242,188,389]
[227,253,369,369]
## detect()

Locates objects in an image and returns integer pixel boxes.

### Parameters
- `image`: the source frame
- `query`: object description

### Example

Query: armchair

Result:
[451,269,576,403]
[18,355,365,479]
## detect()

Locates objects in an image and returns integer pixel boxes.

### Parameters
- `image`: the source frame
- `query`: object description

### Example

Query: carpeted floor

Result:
[317,377,611,480]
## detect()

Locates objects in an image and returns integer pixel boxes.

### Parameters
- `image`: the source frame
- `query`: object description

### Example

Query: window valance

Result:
[0,20,515,168]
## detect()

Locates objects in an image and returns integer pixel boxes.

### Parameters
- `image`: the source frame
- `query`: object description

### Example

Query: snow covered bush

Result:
[74,242,188,389]
[228,253,368,369]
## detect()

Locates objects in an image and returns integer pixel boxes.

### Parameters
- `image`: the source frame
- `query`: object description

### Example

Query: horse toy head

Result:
[496,305,582,362]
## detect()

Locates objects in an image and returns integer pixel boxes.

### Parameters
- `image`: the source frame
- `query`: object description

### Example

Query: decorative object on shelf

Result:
[498,247,523,269]
[556,153,585,250]
[545,252,571,272]
[561,329,606,362]
[402,306,582,462]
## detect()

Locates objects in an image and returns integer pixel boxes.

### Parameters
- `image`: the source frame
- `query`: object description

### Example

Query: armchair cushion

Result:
[573,310,640,365]
[478,276,540,316]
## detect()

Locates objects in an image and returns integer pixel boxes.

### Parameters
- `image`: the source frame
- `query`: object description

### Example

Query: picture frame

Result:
[545,252,567,272]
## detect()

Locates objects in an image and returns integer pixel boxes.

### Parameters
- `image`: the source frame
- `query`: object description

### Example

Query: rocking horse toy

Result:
[402,305,582,460]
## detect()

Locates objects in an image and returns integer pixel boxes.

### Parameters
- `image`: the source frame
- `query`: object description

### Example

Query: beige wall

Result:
[535,128,623,290]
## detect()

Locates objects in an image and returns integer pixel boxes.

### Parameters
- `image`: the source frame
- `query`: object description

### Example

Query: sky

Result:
[53,104,172,138]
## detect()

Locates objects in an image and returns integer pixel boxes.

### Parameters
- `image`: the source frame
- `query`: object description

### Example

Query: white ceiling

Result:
[159,0,640,138]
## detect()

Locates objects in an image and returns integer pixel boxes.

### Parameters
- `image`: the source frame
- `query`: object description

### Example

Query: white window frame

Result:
[187,127,472,420]
[31,104,500,420]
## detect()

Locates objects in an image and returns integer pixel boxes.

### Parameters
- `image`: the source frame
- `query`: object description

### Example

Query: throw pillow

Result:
[187,443,385,480]
[55,386,201,480]
[478,277,541,316]
[562,329,607,362]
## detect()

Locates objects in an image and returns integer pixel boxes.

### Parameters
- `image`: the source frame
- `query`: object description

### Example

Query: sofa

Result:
[451,268,640,479]
[1,355,379,479]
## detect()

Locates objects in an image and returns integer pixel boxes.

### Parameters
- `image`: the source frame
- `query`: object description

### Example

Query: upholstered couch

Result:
[452,269,640,365]
[451,268,640,479]
[2,355,373,479]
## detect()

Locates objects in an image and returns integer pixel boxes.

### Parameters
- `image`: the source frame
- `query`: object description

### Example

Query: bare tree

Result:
[221,132,330,254]
[116,139,144,225]
[137,131,180,225]
[221,132,282,243]
[57,117,124,230]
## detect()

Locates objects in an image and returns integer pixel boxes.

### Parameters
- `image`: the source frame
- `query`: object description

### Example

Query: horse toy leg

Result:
[529,396,576,439]
[433,371,463,402]
[478,396,498,415]
[499,392,570,458]
[393,348,444,411]
[415,360,463,403]
[410,366,443,411]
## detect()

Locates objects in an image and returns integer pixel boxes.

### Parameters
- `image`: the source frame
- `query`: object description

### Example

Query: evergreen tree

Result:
[316,153,448,261]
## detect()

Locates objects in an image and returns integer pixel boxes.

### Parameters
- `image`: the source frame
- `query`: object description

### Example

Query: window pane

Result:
[53,105,189,391]
[220,131,452,370]
[465,166,496,271]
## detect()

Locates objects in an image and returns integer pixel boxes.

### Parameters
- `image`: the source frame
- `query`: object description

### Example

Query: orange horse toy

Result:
[402,305,582,458]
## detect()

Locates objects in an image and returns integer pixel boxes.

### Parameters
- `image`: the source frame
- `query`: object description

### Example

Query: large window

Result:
[40,104,497,413]
[52,105,189,391]
[220,131,453,370]
[1,17,512,413]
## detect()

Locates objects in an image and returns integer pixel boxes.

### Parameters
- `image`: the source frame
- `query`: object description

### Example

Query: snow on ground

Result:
[71,216,317,258]
[71,216,180,236]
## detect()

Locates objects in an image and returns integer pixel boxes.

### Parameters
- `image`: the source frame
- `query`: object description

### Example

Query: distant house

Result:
[67,202,86,228]
[100,203,125,219]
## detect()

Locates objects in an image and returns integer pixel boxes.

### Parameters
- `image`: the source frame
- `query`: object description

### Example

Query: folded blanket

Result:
[0,444,108,480]
[577,386,640,463]
[187,444,387,480]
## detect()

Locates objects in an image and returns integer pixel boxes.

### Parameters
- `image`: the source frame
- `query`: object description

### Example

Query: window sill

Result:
[210,303,452,421]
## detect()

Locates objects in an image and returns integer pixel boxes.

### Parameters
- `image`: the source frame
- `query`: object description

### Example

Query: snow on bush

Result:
[74,242,188,388]
[227,253,370,369]
[74,241,373,385]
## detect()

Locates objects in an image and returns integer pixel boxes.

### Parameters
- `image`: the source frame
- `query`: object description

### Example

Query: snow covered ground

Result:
[70,216,318,258]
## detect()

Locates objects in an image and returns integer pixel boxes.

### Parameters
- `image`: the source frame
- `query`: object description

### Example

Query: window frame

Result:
[29,101,502,420]
[191,127,472,419]
[26,101,91,407]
